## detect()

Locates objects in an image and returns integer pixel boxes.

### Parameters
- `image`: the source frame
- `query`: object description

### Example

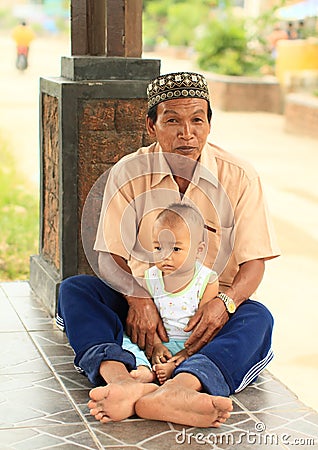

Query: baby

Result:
[123,202,219,384]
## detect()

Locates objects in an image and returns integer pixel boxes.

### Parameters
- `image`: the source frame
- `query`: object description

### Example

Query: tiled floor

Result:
[0,281,317,450]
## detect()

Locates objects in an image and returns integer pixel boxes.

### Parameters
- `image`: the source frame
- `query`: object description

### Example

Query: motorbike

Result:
[16,45,29,71]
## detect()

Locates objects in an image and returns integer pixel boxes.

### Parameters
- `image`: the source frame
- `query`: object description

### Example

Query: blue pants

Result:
[57,275,274,396]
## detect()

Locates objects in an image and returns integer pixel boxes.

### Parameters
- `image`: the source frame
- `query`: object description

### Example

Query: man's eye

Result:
[154,246,161,251]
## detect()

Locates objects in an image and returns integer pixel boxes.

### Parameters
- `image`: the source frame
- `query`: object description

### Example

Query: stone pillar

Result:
[30,57,160,315]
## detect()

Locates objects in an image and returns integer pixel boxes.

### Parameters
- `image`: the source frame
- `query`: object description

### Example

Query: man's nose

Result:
[179,122,193,139]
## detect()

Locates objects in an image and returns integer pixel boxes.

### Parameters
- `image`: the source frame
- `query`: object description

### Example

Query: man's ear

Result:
[146,116,156,137]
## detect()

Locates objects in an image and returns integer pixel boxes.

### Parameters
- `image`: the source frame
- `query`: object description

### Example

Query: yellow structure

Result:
[276,39,318,86]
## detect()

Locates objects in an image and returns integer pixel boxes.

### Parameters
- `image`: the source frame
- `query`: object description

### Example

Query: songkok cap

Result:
[147,72,210,110]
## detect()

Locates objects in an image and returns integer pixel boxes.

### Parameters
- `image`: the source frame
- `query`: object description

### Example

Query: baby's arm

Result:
[199,272,219,308]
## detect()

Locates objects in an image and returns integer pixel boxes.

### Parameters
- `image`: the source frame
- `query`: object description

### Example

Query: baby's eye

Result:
[173,247,181,252]
[154,246,162,251]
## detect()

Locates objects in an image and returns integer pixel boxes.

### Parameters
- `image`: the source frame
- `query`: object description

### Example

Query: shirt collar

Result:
[150,144,175,188]
[193,142,219,188]
[150,142,219,188]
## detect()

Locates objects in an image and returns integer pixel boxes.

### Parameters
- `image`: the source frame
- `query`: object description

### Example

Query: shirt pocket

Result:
[204,220,235,275]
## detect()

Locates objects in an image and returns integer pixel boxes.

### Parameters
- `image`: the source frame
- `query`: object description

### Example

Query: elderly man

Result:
[57,72,280,428]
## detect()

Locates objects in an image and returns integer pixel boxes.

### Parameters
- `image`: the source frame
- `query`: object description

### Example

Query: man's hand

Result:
[98,252,168,358]
[126,296,168,359]
[184,298,229,355]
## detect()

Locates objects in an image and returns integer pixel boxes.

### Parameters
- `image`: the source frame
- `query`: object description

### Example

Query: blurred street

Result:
[0,34,317,412]
[0,34,70,188]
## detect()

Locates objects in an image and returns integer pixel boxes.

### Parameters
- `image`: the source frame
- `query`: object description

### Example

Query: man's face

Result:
[147,98,211,161]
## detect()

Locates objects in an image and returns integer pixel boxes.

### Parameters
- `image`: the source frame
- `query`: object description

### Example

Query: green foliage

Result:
[166,1,211,46]
[0,8,17,28]
[196,13,248,75]
[143,1,279,75]
[143,0,170,47]
[0,139,39,280]
[196,8,277,76]
[143,0,214,48]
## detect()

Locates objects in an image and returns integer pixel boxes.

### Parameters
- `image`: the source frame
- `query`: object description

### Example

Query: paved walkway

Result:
[1,280,317,449]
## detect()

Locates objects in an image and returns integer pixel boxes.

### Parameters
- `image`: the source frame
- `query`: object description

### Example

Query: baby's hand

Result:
[152,343,172,365]
[167,349,188,366]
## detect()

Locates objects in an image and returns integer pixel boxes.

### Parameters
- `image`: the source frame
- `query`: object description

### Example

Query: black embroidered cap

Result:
[147,72,210,110]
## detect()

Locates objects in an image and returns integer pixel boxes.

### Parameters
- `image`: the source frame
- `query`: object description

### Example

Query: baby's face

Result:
[152,219,201,275]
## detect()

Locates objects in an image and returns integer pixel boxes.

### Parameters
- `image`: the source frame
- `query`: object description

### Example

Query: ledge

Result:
[206,73,283,113]
[285,92,318,139]
[61,56,161,81]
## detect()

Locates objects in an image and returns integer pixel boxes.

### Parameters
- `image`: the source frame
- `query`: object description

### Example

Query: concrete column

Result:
[30,57,160,315]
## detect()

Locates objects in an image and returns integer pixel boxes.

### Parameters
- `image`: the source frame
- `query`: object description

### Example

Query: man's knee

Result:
[59,274,98,294]
[241,299,274,331]
[59,275,103,303]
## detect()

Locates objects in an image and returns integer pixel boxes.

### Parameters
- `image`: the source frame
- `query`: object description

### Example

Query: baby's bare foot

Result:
[130,366,156,383]
[153,362,175,384]
[135,379,233,427]
[88,380,158,423]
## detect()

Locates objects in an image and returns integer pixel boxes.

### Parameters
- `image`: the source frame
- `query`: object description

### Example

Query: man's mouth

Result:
[175,146,196,153]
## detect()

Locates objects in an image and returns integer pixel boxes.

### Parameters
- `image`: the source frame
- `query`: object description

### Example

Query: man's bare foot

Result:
[153,362,175,384]
[135,379,233,428]
[130,366,156,383]
[88,380,158,423]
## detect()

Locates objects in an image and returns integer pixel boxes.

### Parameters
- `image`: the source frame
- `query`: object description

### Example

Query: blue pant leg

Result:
[57,275,136,384]
[198,299,274,394]
[173,300,273,395]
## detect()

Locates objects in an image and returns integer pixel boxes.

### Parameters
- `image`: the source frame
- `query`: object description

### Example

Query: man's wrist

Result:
[216,293,237,315]
[124,293,153,306]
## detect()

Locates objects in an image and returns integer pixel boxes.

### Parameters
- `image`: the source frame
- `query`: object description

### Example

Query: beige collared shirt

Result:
[94,142,280,290]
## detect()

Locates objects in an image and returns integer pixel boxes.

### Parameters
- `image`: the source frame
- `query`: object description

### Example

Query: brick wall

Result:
[284,93,318,139]
[207,75,283,113]
[42,94,60,271]
[77,98,154,274]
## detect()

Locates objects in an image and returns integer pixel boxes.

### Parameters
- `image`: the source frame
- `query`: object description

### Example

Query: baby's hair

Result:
[155,203,205,241]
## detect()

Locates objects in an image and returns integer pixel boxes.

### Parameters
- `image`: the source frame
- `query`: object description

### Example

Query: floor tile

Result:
[0,281,32,297]
[0,292,24,331]
[0,425,100,450]
[8,294,55,331]
[142,430,215,449]
[91,419,172,446]
[1,281,317,450]
[0,332,49,374]
[0,372,83,428]
[30,330,75,371]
